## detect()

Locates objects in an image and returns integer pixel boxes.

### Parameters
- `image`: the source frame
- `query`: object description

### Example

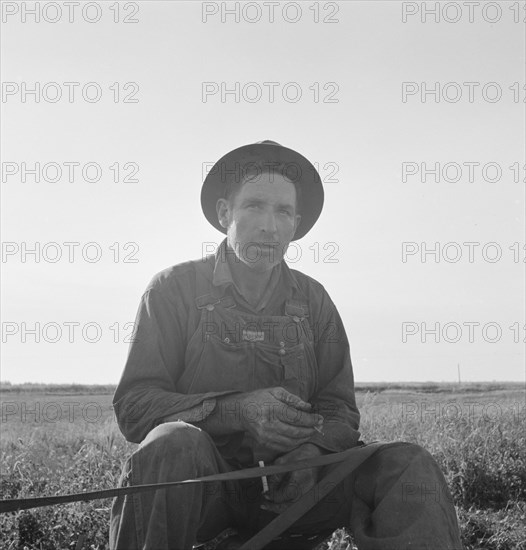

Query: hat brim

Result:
[201,142,324,241]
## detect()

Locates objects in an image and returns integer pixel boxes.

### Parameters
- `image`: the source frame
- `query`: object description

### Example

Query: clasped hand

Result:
[261,442,326,514]
[238,387,323,454]
[237,387,325,513]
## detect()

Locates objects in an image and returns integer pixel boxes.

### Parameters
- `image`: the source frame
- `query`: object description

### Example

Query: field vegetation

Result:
[1,382,524,549]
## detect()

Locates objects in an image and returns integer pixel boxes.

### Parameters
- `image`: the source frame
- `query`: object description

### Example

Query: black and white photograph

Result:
[1,1,525,549]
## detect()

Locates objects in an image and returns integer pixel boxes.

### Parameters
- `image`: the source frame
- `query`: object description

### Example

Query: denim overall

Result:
[109,263,464,549]
[176,266,318,463]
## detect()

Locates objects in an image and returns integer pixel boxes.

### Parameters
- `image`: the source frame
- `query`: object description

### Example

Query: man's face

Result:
[217,173,301,272]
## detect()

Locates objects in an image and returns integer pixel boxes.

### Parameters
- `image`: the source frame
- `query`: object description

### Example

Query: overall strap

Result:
[284,299,308,320]
[284,299,313,342]
[194,257,236,311]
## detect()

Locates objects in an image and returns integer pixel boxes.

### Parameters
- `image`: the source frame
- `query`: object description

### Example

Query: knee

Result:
[137,421,215,463]
[381,442,432,462]
[356,442,440,479]
[375,442,444,480]
[354,442,445,501]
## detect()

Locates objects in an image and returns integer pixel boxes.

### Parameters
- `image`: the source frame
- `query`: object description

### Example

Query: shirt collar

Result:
[212,239,240,289]
[211,239,306,301]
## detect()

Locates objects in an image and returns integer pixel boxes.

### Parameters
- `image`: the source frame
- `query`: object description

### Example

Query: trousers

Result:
[109,422,463,550]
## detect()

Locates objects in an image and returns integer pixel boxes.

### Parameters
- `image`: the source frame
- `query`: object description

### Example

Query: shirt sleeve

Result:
[113,282,239,443]
[308,288,361,452]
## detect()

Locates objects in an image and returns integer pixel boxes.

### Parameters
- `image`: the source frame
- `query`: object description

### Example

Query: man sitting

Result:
[109,141,463,550]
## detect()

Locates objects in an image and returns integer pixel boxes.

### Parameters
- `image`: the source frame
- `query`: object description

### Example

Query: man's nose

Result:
[260,211,278,235]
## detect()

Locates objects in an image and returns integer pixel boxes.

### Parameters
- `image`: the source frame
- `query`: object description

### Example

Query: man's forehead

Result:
[236,177,297,201]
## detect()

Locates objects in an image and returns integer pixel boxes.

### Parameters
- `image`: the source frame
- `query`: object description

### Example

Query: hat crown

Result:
[257,140,281,146]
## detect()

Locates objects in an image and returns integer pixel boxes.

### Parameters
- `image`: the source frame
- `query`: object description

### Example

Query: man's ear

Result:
[216,198,230,229]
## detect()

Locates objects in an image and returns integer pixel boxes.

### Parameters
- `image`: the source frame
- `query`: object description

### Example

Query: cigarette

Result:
[314,425,324,435]
[258,460,269,493]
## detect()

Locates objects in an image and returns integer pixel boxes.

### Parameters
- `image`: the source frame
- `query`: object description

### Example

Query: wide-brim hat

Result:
[201,140,324,241]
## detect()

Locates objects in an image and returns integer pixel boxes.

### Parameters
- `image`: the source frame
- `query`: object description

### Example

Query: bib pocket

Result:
[256,341,316,401]
[183,335,253,394]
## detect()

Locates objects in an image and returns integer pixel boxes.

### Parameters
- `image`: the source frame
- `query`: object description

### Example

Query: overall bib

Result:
[176,265,318,463]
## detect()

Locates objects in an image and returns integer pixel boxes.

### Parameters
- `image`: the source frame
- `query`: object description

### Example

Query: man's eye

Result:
[279,209,291,215]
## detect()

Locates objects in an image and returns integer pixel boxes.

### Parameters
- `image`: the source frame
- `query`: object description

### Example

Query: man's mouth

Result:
[258,243,282,254]
[235,242,283,259]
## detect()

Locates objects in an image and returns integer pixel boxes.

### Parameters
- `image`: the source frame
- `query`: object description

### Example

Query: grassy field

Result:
[0,382,524,549]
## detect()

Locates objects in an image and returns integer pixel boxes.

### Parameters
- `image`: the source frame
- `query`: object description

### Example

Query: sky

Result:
[1,1,525,384]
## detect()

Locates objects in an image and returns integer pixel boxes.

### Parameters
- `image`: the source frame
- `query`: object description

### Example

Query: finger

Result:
[263,432,312,453]
[267,472,286,490]
[270,387,312,411]
[271,422,320,440]
[265,473,286,503]
[269,476,305,504]
[265,431,315,452]
[260,501,290,514]
[272,469,317,504]
[278,408,324,428]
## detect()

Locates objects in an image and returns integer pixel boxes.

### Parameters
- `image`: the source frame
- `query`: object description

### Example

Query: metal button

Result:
[279,341,285,347]
[224,337,230,343]
[279,348,286,355]
[206,304,215,311]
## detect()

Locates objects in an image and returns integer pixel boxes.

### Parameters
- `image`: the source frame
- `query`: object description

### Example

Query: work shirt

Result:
[113,239,361,462]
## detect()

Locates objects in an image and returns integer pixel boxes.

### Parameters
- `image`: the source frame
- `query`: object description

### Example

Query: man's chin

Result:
[234,243,284,265]
[240,257,281,273]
